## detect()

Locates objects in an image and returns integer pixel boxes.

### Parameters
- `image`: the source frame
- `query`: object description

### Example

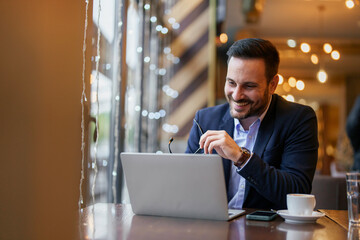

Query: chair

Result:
[311,174,347,210]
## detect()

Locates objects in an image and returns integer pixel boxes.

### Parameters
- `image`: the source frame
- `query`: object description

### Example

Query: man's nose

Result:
[232,86,245,101]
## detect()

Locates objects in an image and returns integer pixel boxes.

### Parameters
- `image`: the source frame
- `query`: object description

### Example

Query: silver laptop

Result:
[120,152,245,221]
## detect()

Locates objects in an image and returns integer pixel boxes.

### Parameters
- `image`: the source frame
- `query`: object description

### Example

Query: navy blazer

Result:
[185,94,318,210]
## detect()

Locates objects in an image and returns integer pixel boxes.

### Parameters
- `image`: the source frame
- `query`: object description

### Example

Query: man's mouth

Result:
[234,101,250,107]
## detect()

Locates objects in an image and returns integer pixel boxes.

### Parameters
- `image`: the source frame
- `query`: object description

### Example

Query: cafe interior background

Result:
[1,0,360,239]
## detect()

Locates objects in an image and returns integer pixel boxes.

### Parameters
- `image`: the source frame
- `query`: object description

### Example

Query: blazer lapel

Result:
[243,94,277,205]
[252,94,277,157]
[219,106,235,136]
[219,106,234,197]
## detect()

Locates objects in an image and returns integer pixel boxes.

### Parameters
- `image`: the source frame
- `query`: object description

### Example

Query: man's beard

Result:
[227,87,270,120]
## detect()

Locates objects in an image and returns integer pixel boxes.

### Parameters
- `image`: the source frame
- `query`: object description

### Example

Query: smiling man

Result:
[186,38,319,210]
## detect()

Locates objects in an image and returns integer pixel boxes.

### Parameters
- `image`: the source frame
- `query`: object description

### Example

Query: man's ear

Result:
[269,74,279,94]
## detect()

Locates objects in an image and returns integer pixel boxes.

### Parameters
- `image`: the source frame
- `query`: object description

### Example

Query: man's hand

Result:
[199,130,241,163]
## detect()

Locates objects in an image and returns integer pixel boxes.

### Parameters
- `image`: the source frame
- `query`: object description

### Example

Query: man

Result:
[347,95,360,171]
[186,38,318,210]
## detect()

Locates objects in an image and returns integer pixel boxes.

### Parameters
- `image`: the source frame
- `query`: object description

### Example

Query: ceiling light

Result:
[317,70,327,83]
[311,54,319,64]
[285,94,295,102]
[323,43,332,54]
[288,77,297,88]
[219,33,228,44]
[298,99,306,105]
[296,80,305,91]
[345,0,355,9]
[287,39,297,48]
[331,50,340,60]
[300,43,311,53]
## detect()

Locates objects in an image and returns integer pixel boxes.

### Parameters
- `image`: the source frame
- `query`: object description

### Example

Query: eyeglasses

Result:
[168,137,174,154]
[168,119,204,154]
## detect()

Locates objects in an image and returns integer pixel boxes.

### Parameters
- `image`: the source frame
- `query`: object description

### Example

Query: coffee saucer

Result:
[277,210,325,224]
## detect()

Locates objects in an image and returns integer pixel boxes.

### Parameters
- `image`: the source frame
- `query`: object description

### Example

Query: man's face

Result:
[224,57,278,121]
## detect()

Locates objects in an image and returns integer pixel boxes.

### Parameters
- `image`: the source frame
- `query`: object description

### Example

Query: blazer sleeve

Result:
[185,111,202,154]
[239,104,319,209]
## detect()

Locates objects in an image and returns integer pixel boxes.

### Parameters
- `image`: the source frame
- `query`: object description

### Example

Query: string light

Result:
[161,27,169,34]
[79,0,90,209]
[172,22,180,29]
[156,25,163,31]
[168,17,176,24]
[163,47,171,54]
[91,0,102,208]
[162,123,179,133]
[150,16,157,23]
[144,3,150,10]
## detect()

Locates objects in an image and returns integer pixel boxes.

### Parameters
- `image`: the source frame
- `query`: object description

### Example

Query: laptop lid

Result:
[120,152,245,221]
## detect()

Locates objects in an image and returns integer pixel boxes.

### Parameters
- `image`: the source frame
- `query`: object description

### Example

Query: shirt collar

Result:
[259,95,272,122]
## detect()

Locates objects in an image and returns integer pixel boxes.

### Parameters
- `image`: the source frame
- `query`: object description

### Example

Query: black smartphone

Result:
[246,210,278,221]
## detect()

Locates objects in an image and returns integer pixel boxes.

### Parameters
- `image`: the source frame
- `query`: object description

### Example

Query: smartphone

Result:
[246,210,278,221]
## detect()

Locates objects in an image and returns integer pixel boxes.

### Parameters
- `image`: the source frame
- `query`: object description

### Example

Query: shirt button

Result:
[240,184,245,189]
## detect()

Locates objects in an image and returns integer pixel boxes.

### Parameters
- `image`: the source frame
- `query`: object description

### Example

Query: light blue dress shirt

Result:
[228,99,272,209]
[228,118,260,209]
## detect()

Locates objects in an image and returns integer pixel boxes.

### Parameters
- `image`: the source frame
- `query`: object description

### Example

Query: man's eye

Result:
[228,80,236,86]
[245,84,256,89]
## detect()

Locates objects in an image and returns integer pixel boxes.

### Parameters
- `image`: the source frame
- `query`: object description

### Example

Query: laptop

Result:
[120,152,245,221]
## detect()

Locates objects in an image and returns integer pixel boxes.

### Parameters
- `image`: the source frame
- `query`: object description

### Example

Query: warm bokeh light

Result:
[310,101,320,111]
[90,73,94,84]
[317,70,327,83]
[311,54,319,64]
[287,39,297,48]
[331,50,340,60]
[323,43,332,54]
[300,43,311,53]
[285,94,295,102]
[296,80,305,91]
[288,77,296,87]
[326,144,335,156]
[345,0,355,9]
[298,98,306,105]
[278,74,284,85]
[219,33,228,44]
[282,82,291,92]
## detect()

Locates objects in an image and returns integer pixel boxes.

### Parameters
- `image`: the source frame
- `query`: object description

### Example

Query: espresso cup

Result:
[287,194,316,216]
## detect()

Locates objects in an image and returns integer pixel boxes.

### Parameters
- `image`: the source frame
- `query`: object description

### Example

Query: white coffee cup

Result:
[287,194,316,216]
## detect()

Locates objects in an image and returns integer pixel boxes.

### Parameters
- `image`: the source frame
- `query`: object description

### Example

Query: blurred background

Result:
[0,0,359,239]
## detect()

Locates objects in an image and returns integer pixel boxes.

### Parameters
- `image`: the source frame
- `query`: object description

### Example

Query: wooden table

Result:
[79,203,350,240]
[318,209,349,230]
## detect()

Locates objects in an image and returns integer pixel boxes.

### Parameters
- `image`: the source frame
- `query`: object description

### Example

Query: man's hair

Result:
[226,38,280,83]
